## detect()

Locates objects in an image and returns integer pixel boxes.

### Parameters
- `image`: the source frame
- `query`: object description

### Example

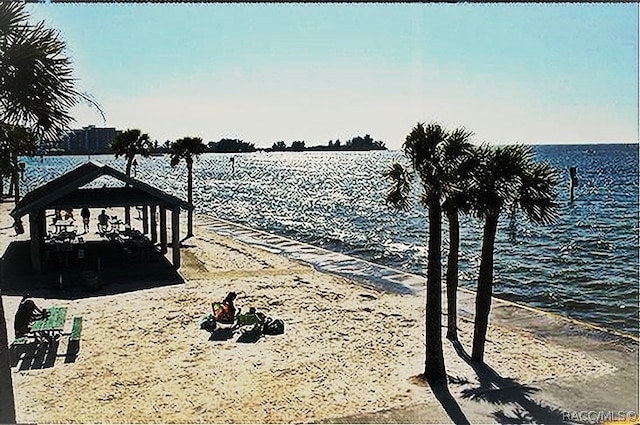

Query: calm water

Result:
[17,144,640,336]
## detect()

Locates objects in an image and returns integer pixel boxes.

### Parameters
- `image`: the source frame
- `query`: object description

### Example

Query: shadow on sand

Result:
[0,240,184,299]
[207,328,263,344]
[9,336,79,371]
[448,339,573,424]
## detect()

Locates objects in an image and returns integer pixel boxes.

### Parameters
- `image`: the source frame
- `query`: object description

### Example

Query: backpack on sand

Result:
[263,318,285,335]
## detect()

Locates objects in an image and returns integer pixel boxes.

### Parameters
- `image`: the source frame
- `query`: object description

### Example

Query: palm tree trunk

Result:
[11,171,19,205]
[187,163,193,237]
[424,197,445,381]
[445,207,459,341]
[11,155,19,204]
[0,293,17,423]
[471,213,499,362]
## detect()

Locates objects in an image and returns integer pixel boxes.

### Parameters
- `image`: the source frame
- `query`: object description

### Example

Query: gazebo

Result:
[9,161,192,272]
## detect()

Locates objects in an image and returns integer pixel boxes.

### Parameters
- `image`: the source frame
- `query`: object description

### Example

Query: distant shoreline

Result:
[34,141,639,157]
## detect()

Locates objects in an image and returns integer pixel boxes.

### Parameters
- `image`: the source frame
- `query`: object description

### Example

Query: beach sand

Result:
[0,202,630,423]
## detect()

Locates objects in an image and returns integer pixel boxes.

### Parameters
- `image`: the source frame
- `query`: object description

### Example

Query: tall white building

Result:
[62,125,120,154]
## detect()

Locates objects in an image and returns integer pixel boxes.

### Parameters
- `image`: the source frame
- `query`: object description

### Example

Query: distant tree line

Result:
[269,134,386,152]
[270,140,306,152]
[45,134,387,156]
[155,138,256,154]
[207,138,256,153]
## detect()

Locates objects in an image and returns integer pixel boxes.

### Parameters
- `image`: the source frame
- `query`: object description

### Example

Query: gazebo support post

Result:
[171,206,180,268]
[150,205,157,244]
[28,210,44,273]
[159,206,167,254]
[142,206,149,234]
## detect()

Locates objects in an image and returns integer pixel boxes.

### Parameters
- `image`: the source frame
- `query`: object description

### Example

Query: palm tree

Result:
[1,5,98,418]
[470,144,558,362]
[0,123,36,203]
[170,136,206,237]
[111,129,151,223]
[1,2,104,203]
[439,128,477,341]
[385,122,448,381]
[0,2,102,139]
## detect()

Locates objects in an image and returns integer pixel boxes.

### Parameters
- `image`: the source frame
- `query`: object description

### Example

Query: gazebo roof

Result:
[10,161,191,219]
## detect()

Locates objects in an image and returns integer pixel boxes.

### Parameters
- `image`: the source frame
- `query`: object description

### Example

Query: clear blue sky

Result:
[29,3,639,149]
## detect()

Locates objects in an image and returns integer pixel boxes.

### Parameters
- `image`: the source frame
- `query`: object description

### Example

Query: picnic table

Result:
[109,217,124,232]
[30,306,68,341]
[52,219,75,234]
[10,306,84,364]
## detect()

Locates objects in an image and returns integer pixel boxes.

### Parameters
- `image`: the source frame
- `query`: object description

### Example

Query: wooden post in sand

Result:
[171,206,180,268]
[28,211,42,273]
[142,206,149,234]
[159,206,167,254]
[0,292,17,423]
[150,205,158,244]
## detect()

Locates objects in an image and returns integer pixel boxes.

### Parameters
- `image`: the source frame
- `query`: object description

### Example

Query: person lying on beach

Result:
[14,296,48,338]
[212,292,237,323]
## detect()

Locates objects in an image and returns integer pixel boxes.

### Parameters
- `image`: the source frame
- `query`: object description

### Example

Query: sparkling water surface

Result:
[19,144,639,336]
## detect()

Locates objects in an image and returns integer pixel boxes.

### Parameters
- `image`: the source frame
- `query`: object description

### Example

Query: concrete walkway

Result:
[200,216,425,295]
[201,215,639,424]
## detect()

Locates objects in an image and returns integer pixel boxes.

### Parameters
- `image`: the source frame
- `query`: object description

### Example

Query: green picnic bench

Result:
[66,316,83,356]
[11,336,28,346]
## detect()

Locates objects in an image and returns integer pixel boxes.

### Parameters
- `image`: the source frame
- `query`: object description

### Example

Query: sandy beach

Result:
[0,201,637,424]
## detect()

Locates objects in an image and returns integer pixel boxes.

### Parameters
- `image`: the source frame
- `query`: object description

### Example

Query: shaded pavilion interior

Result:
[9,161,192,275]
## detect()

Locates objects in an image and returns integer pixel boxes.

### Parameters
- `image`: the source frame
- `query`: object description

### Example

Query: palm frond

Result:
[402,121,448,197]
[0,11,80,139]
[0,2,28,38]
[111,129,151,162]
[169,136,206,168]
[439,126,478,214]
[514,161,559,225]
[383,161,413,211]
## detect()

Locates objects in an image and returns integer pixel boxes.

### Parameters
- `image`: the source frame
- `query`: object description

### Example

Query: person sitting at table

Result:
[64,208,74,221]
[14,296,47,338]
[98,210,110,234]
[53,209,62,223]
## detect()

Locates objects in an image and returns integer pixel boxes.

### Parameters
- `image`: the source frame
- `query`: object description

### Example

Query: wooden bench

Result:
[66,316,83,357]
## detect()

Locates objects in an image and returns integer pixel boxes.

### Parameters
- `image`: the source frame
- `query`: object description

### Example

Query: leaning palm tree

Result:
[470,144,558,362]
[439,128,477,341]
[385,122,448,381]
[111,129,151,223]
[170,136,206,237]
